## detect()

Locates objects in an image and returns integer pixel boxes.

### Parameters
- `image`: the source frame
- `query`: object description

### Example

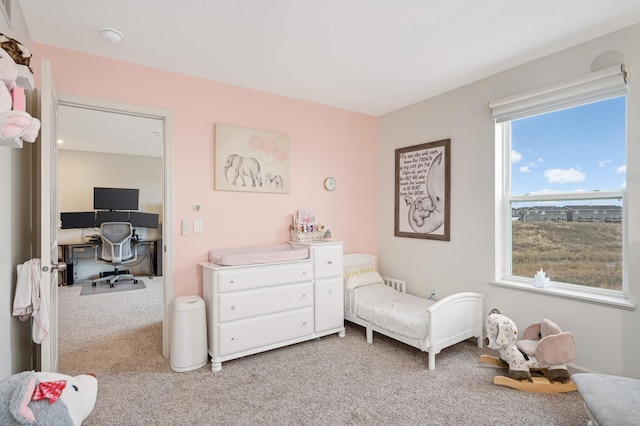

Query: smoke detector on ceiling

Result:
[99,27,123,43]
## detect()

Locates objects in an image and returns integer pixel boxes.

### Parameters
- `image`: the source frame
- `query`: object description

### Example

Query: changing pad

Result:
[356,283,435,340]
[208,243,309,266]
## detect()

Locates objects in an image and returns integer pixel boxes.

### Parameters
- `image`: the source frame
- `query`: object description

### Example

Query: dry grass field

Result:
[511,221,622,290]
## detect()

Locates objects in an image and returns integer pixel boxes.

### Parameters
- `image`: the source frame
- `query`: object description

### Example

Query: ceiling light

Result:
[57,139,64,144]
[99,27,123,43]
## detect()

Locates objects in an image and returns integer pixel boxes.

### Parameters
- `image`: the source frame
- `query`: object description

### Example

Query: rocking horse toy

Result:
[480,308,577,393]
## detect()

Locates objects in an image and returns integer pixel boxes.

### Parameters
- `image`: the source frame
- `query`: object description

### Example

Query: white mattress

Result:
[356,283,435,340]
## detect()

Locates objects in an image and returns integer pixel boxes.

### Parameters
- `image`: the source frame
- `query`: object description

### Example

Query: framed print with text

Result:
[395,139,450,241]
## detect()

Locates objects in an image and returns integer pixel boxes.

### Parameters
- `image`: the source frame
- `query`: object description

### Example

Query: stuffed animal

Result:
[485,309,576,383]
[0,46,40,143]
[0,371,98,425]
[0,33,33,71]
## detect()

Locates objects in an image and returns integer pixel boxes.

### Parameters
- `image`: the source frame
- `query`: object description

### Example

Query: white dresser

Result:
[201,241,344,372]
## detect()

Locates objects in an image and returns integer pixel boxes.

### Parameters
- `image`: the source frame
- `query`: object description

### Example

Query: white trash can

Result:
[170,295,208,372]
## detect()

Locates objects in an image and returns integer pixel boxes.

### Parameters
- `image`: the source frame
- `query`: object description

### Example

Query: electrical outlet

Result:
[182,220,189,236]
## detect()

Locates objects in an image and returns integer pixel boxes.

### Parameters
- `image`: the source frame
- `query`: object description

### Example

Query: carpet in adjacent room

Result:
[79,280,146,296]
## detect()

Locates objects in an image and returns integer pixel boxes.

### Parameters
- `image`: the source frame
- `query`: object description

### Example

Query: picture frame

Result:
[214,124,290,194]
[394,138,450,241]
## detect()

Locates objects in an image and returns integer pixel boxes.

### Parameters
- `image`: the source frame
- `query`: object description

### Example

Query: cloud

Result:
[616,165,626,174]
[598,159,612,168]
[537,158,544,163]
[621,181,627,189]
[511,150,522,163]
[527,162,537,168]
[519,166,531,173]
[543,168,586,184]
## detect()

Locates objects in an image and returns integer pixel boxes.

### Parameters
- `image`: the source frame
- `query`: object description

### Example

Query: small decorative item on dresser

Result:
[290,209,327,241]
[290,228,325,242]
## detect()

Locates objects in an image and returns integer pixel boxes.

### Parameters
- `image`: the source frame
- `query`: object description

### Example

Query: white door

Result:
[38,59,60,372]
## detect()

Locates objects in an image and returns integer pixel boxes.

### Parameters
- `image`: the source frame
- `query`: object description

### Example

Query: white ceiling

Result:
[15,1,640,156]
[16,0,640,116]
[57,105,163,157]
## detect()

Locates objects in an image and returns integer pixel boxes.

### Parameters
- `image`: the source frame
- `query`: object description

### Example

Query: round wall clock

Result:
[323,177,337,191]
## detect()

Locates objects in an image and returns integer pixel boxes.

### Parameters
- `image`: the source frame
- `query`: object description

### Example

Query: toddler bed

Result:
[343,253,484,370]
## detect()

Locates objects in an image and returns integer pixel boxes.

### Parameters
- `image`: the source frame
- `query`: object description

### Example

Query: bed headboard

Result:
[343,253,376,268]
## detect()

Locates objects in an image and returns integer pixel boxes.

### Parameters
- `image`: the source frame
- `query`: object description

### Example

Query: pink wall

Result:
[32,44,378,297]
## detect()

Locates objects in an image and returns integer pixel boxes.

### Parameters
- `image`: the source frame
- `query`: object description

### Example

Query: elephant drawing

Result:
[404,151,445,233]
[265,173,284,188]
[224,154,263,187]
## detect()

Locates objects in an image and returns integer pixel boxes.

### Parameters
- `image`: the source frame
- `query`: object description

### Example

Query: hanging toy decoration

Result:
[0,33,40,147]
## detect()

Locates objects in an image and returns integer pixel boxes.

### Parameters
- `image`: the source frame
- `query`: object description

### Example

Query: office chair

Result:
[92,222,139,287]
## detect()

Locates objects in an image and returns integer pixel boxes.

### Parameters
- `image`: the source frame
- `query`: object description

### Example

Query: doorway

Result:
[56,94,173,358]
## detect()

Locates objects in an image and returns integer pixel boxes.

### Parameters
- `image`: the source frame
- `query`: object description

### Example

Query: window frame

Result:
[494,106,632,310]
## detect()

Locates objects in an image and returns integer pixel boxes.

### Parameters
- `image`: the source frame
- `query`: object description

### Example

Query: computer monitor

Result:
[93,187,139,211]
[95,210,130,226]
[60,211,96,229]
[129,211,159,229]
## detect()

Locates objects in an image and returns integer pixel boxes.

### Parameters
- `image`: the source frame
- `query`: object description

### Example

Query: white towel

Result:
[12,258,49,344]
[12,259,34,319]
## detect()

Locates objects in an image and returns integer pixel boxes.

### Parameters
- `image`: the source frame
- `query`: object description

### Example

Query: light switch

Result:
[194,219,203,234]
[182,220,189,236]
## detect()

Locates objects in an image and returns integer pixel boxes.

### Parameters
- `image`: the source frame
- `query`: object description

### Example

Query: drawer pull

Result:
[230,306,236,311]
[302,294,307,299]
[328,290,333,295]
[302,321,307,327]
[327,260,333,265]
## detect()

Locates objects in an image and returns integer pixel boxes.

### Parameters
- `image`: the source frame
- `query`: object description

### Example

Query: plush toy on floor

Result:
[0,371,98,425]
[480,308,577,393]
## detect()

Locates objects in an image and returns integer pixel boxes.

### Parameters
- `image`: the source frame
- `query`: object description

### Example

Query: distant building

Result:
[512,205,622,222]
[521,206,569,222]
[567,205,622,222]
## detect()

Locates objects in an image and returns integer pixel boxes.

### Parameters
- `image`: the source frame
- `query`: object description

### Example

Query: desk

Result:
[59,239,162,285]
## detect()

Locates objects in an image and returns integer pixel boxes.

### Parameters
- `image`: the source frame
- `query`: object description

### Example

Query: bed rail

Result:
[381,276,406,293]
[344,287,357,316]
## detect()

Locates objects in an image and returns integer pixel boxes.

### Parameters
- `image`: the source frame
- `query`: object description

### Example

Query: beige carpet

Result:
[79,280,147,296]
[58,279,589,425]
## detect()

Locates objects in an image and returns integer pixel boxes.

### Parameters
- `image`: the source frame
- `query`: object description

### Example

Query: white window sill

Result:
[490,279,636,311]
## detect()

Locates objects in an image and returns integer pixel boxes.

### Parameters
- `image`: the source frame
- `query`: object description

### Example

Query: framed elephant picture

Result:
[394,139,450,241]
[215,124,290,194]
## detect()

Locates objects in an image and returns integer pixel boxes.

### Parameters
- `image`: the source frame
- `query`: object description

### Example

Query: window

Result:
[491,65,628,297]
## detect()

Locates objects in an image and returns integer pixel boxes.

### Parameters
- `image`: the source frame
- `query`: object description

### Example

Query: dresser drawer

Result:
[312,245,343,279]
[217,262,312,292]
[218,308,314,356]
[218,282,313,322]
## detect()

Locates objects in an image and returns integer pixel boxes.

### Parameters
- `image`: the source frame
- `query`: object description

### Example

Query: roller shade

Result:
[489,64,628,122]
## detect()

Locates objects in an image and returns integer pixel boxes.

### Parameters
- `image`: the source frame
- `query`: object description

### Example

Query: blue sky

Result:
[511,96,626,196]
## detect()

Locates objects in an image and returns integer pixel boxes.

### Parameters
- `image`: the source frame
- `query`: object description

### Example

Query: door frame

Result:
[57,93,174,357]
[37,59,58,372]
